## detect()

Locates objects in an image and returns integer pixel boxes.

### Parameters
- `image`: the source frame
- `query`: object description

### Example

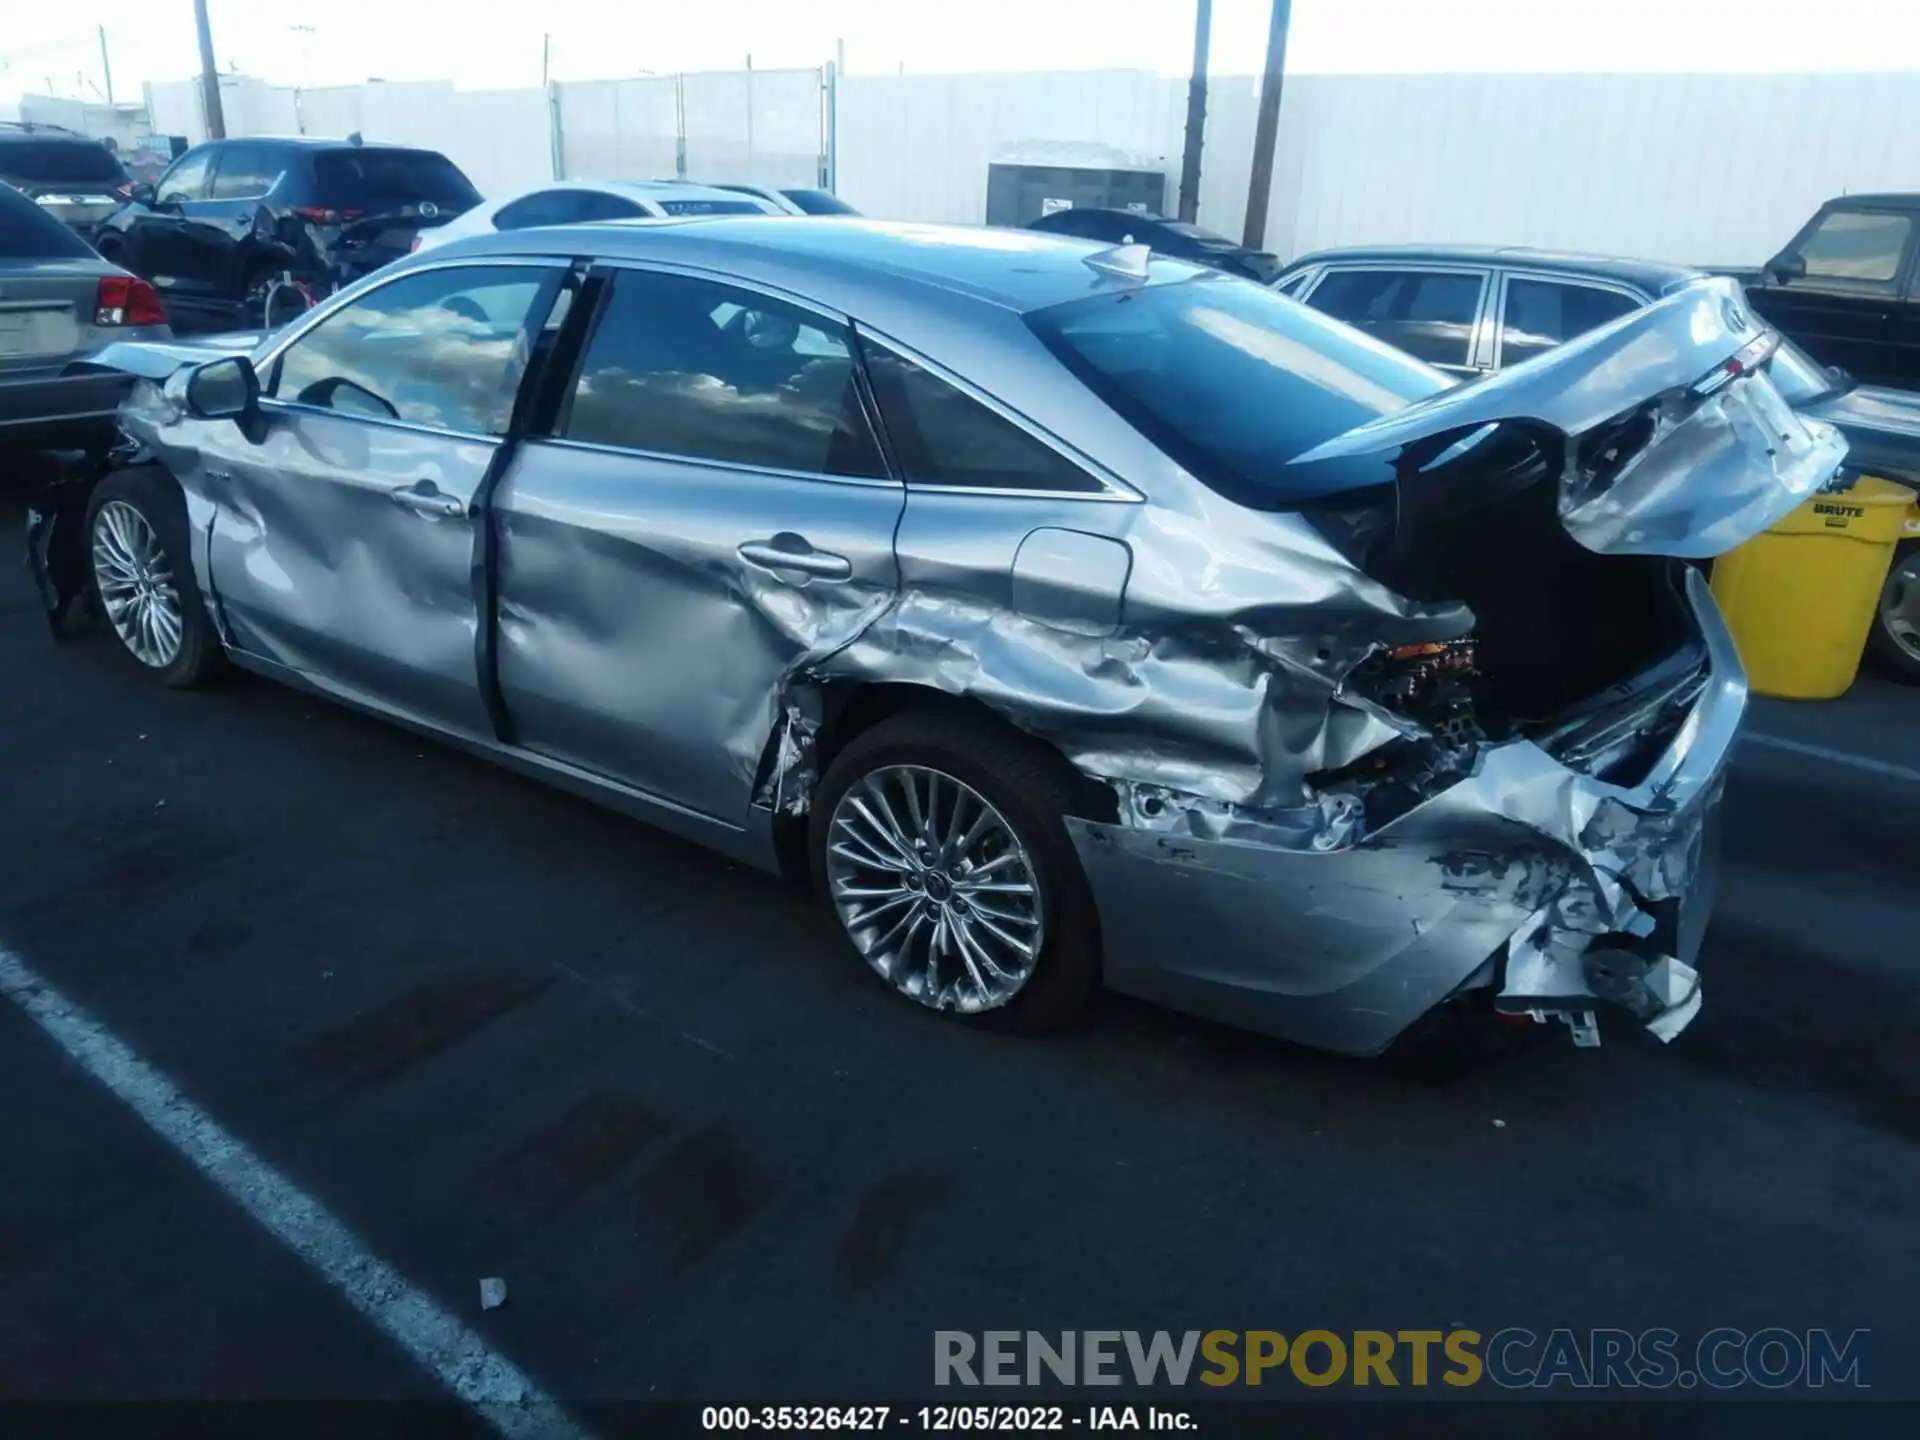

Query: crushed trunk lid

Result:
[1289,276,1848,558]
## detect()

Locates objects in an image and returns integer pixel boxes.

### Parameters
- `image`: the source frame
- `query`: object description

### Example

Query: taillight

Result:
[96,274,167,327]
[409,235,422,253]
[292,205,365,225]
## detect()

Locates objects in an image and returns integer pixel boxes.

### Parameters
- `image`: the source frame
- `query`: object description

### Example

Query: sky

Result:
[4,0,1918,106]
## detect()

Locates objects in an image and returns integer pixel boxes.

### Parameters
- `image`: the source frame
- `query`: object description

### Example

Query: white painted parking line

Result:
[0,947,594,1440]
[1743,732,1920,786]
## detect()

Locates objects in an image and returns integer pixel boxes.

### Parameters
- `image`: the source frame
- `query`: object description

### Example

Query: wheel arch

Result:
[761,677,1118,883]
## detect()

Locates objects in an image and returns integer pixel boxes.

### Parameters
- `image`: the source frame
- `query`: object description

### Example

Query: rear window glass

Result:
[656,198,767,216]
[1026,276,1448,506]
[0,137,128,186]
[313,149,480,210]
[782,189,857,216]
[0,181,97,258]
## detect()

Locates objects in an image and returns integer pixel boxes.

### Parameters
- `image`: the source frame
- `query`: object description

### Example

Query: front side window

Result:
[860,342,1104,493]
[1797,210,1911,284]
[1027,274,1448,507]
[156,150,214,205]
[1499,279,1640,366]
[559,269,885,478]
[1305,267,1484,368]
[269,265,553,434]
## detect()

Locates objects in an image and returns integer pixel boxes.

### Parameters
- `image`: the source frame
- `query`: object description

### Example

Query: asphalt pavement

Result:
[1,508,1915,1426]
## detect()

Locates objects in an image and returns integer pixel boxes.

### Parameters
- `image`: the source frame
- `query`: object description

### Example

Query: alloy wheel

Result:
[1883,550,1920,664]
[92,500,183,669]
[825,764,1045,1013]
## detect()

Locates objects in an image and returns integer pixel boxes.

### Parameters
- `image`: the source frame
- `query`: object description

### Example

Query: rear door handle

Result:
[389,481,467,518]
[738,537,853,581]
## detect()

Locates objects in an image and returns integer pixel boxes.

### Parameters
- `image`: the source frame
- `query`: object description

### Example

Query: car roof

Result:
[0,125,108,146]
[575,179,764,203]
[205,135,446,153]
[1824,192,1920,210]
[427,215,1205,315]
[1283,243,1700,293]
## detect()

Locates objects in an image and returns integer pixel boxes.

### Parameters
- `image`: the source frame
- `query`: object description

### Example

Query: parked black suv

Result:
[0,122,133,240]
[93,136,481,330]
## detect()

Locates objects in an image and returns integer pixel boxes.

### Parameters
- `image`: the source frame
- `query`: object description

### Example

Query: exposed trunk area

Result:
[1338,422,1699,755]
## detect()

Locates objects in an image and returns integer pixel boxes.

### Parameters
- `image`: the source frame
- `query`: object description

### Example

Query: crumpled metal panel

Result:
[1558,372,1847,557]
[1065,569,1740,1054]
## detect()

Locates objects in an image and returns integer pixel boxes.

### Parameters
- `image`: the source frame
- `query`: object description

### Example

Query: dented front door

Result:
[205,262,561,736]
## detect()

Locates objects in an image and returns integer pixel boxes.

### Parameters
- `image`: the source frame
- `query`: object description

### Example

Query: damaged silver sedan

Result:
[43,219,1845,1056]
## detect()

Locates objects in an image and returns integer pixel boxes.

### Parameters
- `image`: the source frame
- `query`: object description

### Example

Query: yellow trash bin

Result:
[1710,475,1918,699]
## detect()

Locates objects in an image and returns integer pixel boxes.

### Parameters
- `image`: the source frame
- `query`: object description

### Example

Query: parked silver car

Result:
[1,179,171,456]
[53,219,1846,1057]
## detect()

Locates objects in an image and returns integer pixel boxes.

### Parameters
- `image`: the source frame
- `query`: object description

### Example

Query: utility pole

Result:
[98,25,114,105]
[1176,0,1211,223]
[1241,0,1292,251]
[194,0,226,139]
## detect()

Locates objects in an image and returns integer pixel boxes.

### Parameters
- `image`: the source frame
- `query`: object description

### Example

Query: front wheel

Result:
[85,469,225,688]
[1867,539,1920,685]
[810,709,1103,1032]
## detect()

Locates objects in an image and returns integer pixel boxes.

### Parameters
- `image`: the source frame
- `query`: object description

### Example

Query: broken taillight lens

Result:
[95,274,167,327]
[292,205,365,225]
[1693,330,1780,395]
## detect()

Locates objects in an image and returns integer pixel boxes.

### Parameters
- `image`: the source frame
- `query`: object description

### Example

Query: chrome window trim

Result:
[532,434,904,491]
[256,396,504,448]
[854,326,1143,504]
[1273,264,1322,298]
[1491,269,1652,370]
[1297,261,1493,374]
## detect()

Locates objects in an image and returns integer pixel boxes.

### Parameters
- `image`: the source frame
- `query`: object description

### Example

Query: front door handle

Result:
[738,537,853,581]
[389,481,467,518]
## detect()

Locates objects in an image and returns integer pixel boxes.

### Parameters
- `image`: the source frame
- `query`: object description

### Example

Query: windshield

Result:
[313,149,480,210]
[0,137,128,186]
[0,181,97,258]
[1766,337,1844,404]
[658,198,769,216]
[1027,277,1449,505]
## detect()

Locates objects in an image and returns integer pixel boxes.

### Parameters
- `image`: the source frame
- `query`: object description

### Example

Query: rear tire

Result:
[1866,539,1920,685]
[85,468,225,689]
[810,707,1103,1032]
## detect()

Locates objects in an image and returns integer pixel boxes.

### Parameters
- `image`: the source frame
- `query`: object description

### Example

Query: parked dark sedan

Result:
[1025,208,1281,284]
[0,122,133,241]
[94,136,480,331]
[1276,244,1920,682]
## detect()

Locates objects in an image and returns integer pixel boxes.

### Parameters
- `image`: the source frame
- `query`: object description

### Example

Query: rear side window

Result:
[573,191,646,221]
[1027,275,1447,507]
[560,269,886,478]
[209,145,283,200]
[269,265,553,434]
[1306,267,1484,368]
[1499,279,1640,366]
[0,137,127,185]
[860,341,1105,493]
[313,149,480,211]
[1797,210,1911,284]
[0,181,95,258]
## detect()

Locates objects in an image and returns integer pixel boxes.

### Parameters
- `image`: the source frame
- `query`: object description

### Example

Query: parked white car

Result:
[410,180,777,253]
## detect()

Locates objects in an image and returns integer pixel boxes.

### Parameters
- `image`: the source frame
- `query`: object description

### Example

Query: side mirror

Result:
[1767,251,1807,284]
[128,182,157,207]
[184,355,259,421]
